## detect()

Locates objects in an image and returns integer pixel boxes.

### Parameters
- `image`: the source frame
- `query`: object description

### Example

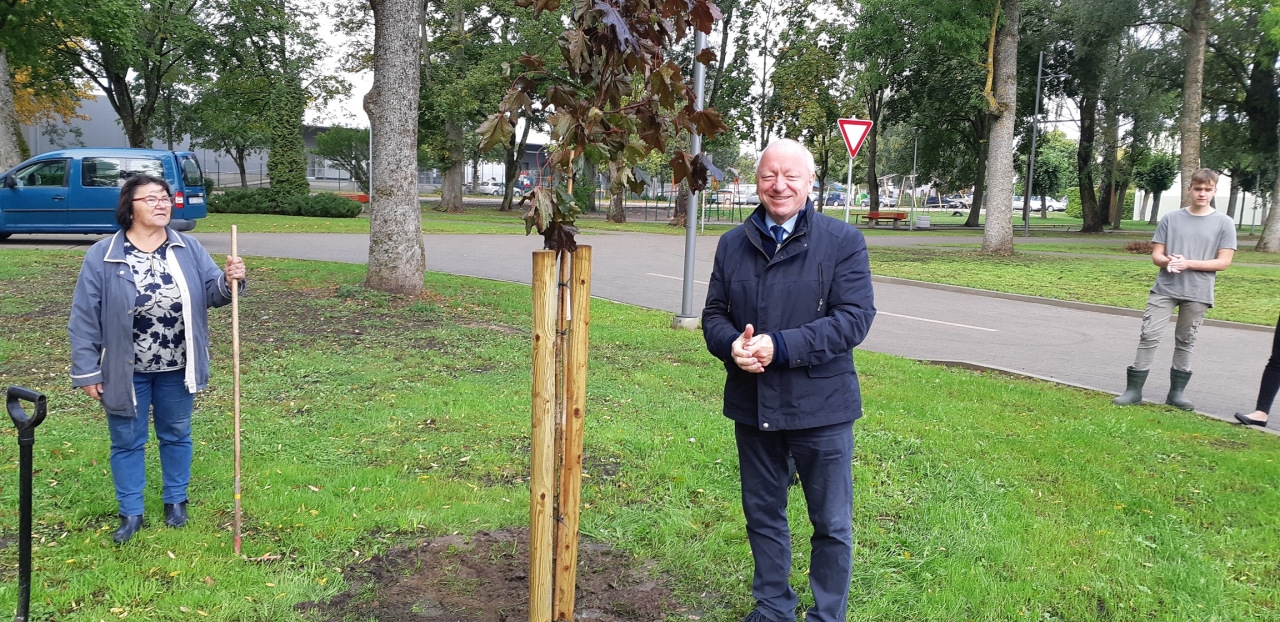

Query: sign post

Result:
[837,119,874,224]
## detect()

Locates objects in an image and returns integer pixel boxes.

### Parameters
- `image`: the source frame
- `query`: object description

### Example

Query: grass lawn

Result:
[0,250,1277,621]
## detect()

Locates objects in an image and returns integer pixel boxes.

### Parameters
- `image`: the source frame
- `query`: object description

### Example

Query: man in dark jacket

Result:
[702,139,875,622]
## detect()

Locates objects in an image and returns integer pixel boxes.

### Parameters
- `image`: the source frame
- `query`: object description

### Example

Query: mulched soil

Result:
[295,528,686,622]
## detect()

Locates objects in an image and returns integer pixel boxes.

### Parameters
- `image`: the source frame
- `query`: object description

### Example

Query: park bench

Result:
[335,192,370,203]
[858,211,908,229]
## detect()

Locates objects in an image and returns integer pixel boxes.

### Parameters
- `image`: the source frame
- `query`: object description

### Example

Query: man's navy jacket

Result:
[702,202,876,430]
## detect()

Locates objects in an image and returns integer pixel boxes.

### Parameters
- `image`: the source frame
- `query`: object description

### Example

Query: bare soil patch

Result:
[295,528,685,622]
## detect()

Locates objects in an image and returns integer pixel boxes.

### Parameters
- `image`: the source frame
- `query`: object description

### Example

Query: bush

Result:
[281,193,364,218]
[1125,241,1154,255]
[207,188,274,214]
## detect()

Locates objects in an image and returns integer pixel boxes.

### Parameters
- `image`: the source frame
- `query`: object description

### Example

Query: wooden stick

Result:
[554,246,591,621]
[530,250,557,622]
[231,225,242,556]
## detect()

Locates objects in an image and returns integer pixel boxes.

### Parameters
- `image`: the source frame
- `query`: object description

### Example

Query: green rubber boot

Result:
[1112,367,1148,405]
[1166,368,1194,411]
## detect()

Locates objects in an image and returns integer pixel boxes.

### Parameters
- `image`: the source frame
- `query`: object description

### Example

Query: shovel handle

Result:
[6,386,47,444]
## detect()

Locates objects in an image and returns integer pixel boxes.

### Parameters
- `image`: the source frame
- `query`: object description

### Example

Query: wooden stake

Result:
[554,246,591,621]
[231,225,243,556]
[530,250,557,622]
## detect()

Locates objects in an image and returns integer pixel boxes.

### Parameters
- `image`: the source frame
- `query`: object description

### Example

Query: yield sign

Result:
[837,118,874,159]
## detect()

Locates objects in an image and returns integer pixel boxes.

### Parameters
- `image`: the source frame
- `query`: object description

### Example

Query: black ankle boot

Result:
[164,501,188,528]
[113,515,144,544]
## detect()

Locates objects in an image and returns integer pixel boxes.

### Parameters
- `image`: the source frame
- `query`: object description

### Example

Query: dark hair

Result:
[116,174,172,230]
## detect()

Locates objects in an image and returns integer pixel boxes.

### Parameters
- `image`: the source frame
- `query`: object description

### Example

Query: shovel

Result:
[6,386,47,622]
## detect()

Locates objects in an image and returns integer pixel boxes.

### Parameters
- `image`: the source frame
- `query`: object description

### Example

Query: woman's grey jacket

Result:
[68,229,238,417]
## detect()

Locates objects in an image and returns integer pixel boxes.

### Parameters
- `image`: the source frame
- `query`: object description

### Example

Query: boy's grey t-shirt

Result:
[1151,208,1237,306]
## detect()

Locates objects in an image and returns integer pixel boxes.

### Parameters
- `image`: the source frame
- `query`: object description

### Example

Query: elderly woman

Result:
[68,174,245,544]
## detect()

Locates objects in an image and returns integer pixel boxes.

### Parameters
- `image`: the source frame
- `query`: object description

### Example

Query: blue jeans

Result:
[106,370,194,516]
[736,422,854,622]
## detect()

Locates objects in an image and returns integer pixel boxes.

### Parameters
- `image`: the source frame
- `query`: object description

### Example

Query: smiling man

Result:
[701,139,876,622]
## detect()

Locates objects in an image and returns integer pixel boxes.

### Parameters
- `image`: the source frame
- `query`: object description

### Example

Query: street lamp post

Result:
[1021,51,1070,237]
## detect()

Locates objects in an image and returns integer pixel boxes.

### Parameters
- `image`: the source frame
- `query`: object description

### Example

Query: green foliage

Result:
[283,193,364,218]
[312,127,370,194]
[209,189,362,218]
[266,75,311,207]
[206,188,275,214]
[1065,187,1082,218]
[1133,151,1179,194]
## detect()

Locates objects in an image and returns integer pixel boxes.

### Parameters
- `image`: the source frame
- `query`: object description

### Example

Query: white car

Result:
[477,182,505,196]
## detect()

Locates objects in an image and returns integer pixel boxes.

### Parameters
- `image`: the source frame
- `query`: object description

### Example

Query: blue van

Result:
[0,148,207,239]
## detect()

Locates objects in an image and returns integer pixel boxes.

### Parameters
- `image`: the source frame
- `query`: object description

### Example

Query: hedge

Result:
[207,189,362,218]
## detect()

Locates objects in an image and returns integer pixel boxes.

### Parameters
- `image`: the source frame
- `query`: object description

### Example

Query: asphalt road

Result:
[7,229,1275,434]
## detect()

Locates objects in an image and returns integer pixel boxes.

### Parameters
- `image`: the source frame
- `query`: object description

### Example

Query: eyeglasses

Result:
[133,195,171,207]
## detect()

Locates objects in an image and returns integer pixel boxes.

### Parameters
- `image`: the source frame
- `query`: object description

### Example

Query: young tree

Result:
[365,0,426,294]
[1133,151,1178,224]
[313,127,371,193]
[478,0,727,252]
[982,0,1020,255]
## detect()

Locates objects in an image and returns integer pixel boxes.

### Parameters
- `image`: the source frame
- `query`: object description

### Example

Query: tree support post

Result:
[532,246,592,622]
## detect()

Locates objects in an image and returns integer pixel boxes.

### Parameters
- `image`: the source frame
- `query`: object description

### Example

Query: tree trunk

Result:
[1148,190,1162,225]
[1225,173,1238,218]
[1261,143,1280,250]
[669,183,689,227]
[1077,92,1104,232]
[864,90,884,210]
[471,159,480,194]
[0,50,23,169]
[440,120,465,212]
[364,0,426,295]
[581,158,599,213]
[981,0,1018,255]
[607,160,626,222]
[500,114,532,211]
[1179,0,1210,208]
[1137,190,1150,222]
[234,147,248,189]
[966,117,991,227]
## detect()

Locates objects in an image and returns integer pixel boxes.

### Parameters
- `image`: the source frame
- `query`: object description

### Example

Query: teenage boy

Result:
[1113,168,1236,410]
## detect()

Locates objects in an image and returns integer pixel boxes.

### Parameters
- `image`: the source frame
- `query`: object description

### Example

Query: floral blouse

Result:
[123,240,186,371]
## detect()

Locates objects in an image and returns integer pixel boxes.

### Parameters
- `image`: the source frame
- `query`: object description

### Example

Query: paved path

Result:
[8,230,1275,434]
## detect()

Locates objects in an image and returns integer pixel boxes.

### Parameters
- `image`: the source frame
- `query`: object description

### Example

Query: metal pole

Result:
[1022,51,1045,237]
[675,29,708,329]
[910,130,918,230]
[844,152,853,223]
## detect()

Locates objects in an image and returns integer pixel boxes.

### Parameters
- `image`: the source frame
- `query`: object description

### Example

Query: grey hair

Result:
[757,139,816,176]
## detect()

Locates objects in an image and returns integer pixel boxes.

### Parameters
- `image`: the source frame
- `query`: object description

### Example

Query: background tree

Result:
[313,126,371,193]
[365,0,426,294]
[768,23,849,208]
[847,0,909,210]
[1133,150,1178,224]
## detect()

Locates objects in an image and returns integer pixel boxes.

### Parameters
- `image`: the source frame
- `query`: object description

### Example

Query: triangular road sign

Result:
[837,119,874,159]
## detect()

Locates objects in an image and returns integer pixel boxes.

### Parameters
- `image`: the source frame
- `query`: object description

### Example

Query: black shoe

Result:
[164,501,188,528]
[1234,412,1269,427]
[113,515,144,544]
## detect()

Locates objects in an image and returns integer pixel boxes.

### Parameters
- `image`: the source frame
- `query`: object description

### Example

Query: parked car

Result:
[477,181,505,196]
[923,195,958,208]
[860,194,898,208]
[945,193,972,207]
[0,148,207,239]
[824,191,847,206]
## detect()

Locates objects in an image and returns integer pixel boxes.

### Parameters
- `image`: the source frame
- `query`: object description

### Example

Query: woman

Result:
[1235,315,1279,429]
[68,174,246,544]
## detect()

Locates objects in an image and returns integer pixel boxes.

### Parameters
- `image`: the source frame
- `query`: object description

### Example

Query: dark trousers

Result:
[735,422,854,622]
[1255,314,1280,414]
